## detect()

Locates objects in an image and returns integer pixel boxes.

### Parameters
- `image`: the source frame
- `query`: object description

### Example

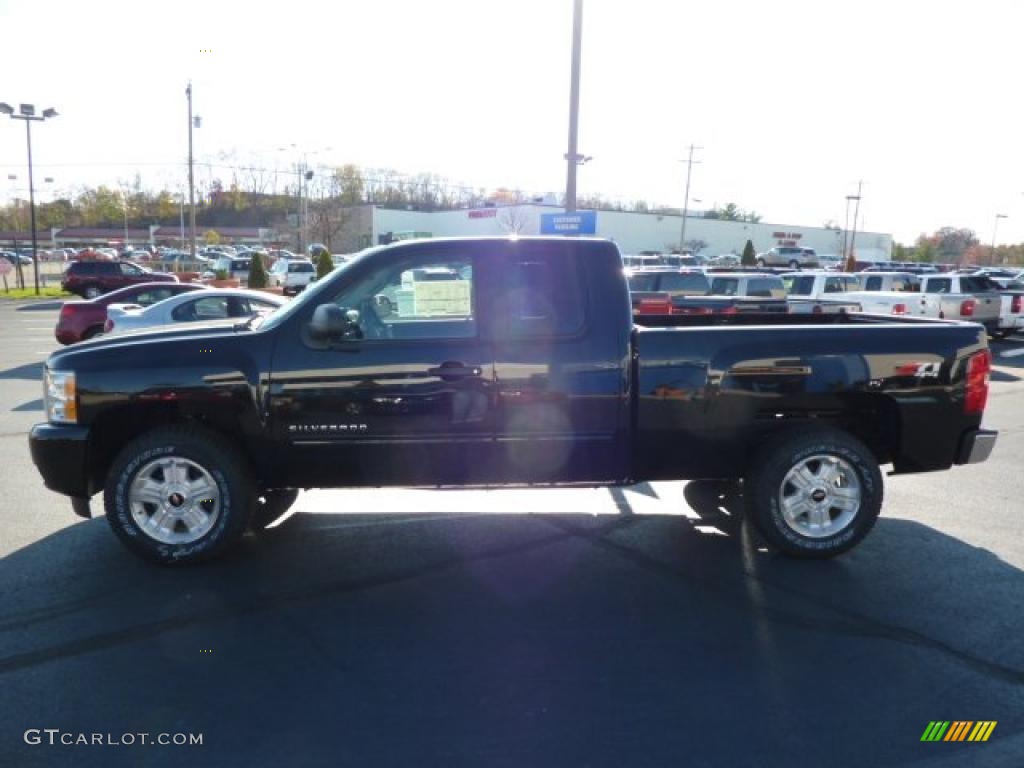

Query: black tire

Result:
[249,489,299,531]
[756,258,766,267]
[990,329,1013,341]
[82,285,102,299]
[788,260,800,270]
[104,424,255,564]
[744,427,882,558]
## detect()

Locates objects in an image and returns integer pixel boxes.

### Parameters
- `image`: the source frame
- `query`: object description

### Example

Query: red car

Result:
[61,259,178,299]
[55,282,208,344]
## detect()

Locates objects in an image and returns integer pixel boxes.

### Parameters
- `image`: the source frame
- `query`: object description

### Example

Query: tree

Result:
[316,251,333,280]
[248,252,268,288]
[915,227,977,262]
[706,203,761,222]
[683,238,707,255]
[205,229,221,246]
[741,239,756,266]
[498,206,530,234]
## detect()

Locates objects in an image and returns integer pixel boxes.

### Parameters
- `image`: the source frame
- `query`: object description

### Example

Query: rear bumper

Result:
[29,423,92,499]
[955,428,998,465]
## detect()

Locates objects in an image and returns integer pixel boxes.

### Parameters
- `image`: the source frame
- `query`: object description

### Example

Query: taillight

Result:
[104,318,113,333]
[960,299,976,317]
[718,305,738,315]
[891,303,907,315]
[636,298,672,315]
[964,350,991,414]
[1012,294,1022,313]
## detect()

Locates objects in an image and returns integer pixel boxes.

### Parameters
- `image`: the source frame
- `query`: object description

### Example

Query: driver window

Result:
[329,254,476,340]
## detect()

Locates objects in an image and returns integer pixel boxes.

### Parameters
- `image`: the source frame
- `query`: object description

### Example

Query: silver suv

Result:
[756,246,819,269]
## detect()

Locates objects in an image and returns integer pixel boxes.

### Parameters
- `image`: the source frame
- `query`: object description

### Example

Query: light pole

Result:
[279,146,330,253]
[186,82,200,260]
[119,189,130,250]
[564,0,584,213]
[0,101,58,295]
[844,182,863,271]
[991,213,1007,265]
[678,144,702,253]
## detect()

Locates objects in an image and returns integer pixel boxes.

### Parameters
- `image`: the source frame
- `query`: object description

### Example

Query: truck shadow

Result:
[0,492,1022,767]
[0,361,44,381]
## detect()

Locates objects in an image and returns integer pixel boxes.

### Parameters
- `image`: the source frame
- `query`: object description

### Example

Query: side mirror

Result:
[309,304,344,340]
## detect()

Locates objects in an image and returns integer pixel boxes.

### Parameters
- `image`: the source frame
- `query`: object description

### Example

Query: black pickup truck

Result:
[30,237,997,564]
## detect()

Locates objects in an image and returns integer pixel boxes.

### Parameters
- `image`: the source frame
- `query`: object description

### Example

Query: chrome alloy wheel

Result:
[129,457,221,545]
[778,454,861,539]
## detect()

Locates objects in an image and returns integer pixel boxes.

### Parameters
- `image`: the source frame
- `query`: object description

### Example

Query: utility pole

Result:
[564,0,584,213]
[847,180,863,269]
[186,81,197,260]
[679,144,701,253]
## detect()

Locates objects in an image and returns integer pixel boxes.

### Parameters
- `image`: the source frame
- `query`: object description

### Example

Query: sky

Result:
[1,0,1023,244]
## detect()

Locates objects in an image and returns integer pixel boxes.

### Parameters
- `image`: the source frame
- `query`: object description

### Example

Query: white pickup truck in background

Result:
[782,271,1002,332]
[984,275,1024,338]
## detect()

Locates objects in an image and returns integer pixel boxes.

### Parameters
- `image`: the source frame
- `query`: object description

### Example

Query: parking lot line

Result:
[998,347,1024,358]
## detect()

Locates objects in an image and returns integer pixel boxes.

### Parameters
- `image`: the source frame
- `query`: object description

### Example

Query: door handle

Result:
[427,362,481,380]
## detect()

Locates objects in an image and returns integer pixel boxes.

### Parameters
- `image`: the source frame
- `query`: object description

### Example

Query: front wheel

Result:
[744,428,882,558]
[82,285,102,299]
[104,424,255,564]
[788,260,800,269]
[756,258,766,267]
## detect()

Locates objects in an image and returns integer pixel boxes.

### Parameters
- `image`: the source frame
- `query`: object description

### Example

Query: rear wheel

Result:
[756,258,766,267]
[990,329,1013,340]
[104,424,255,564]
[82,285,102,299]
[788,260,800,269]
[745,428,882,558]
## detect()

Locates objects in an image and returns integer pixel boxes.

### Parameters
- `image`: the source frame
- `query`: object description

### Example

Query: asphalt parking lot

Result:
[1,300,1023,768]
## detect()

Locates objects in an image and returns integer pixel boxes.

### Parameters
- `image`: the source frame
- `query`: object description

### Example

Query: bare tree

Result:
[498,206,531,234]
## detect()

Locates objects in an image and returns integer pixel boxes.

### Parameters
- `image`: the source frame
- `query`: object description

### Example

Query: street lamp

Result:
[278,145,331,253]
[991,213,1008,265]
[0,101,58,295]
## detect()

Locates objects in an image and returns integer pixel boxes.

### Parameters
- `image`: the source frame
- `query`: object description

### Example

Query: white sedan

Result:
[104,288,286,336]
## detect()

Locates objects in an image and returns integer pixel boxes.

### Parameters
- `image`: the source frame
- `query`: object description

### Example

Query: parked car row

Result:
[625,264,1024,337]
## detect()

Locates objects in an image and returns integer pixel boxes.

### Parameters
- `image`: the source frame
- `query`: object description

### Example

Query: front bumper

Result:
[29,423,92,500]
[955,428,998,465]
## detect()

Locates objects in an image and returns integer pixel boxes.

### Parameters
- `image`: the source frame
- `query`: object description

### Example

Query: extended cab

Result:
[30,238,997,564]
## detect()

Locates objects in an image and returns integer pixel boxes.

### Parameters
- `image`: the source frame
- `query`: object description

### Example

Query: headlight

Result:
[44,369,77,424]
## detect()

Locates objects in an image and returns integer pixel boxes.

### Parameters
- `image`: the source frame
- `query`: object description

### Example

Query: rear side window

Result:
[97,263,118,275]
[926,278,952,293]
[962,276,998,292]
[492,251,585,338]
[72,262,96,274]
[627,274,658,292]
[747,278,785,298]
[709,278,739,296]
[783,275,814,295]
[863,276,882,291]
[133,288,173,306]
[659,272,709,294]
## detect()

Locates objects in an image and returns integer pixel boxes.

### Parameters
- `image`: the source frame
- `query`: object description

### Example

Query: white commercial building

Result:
[369,204,892,262]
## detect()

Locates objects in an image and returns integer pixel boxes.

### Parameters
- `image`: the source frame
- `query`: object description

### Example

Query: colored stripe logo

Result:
[921,721,996,742]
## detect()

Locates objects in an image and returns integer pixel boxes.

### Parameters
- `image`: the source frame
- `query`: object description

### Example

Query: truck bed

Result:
[631,316,987,480]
